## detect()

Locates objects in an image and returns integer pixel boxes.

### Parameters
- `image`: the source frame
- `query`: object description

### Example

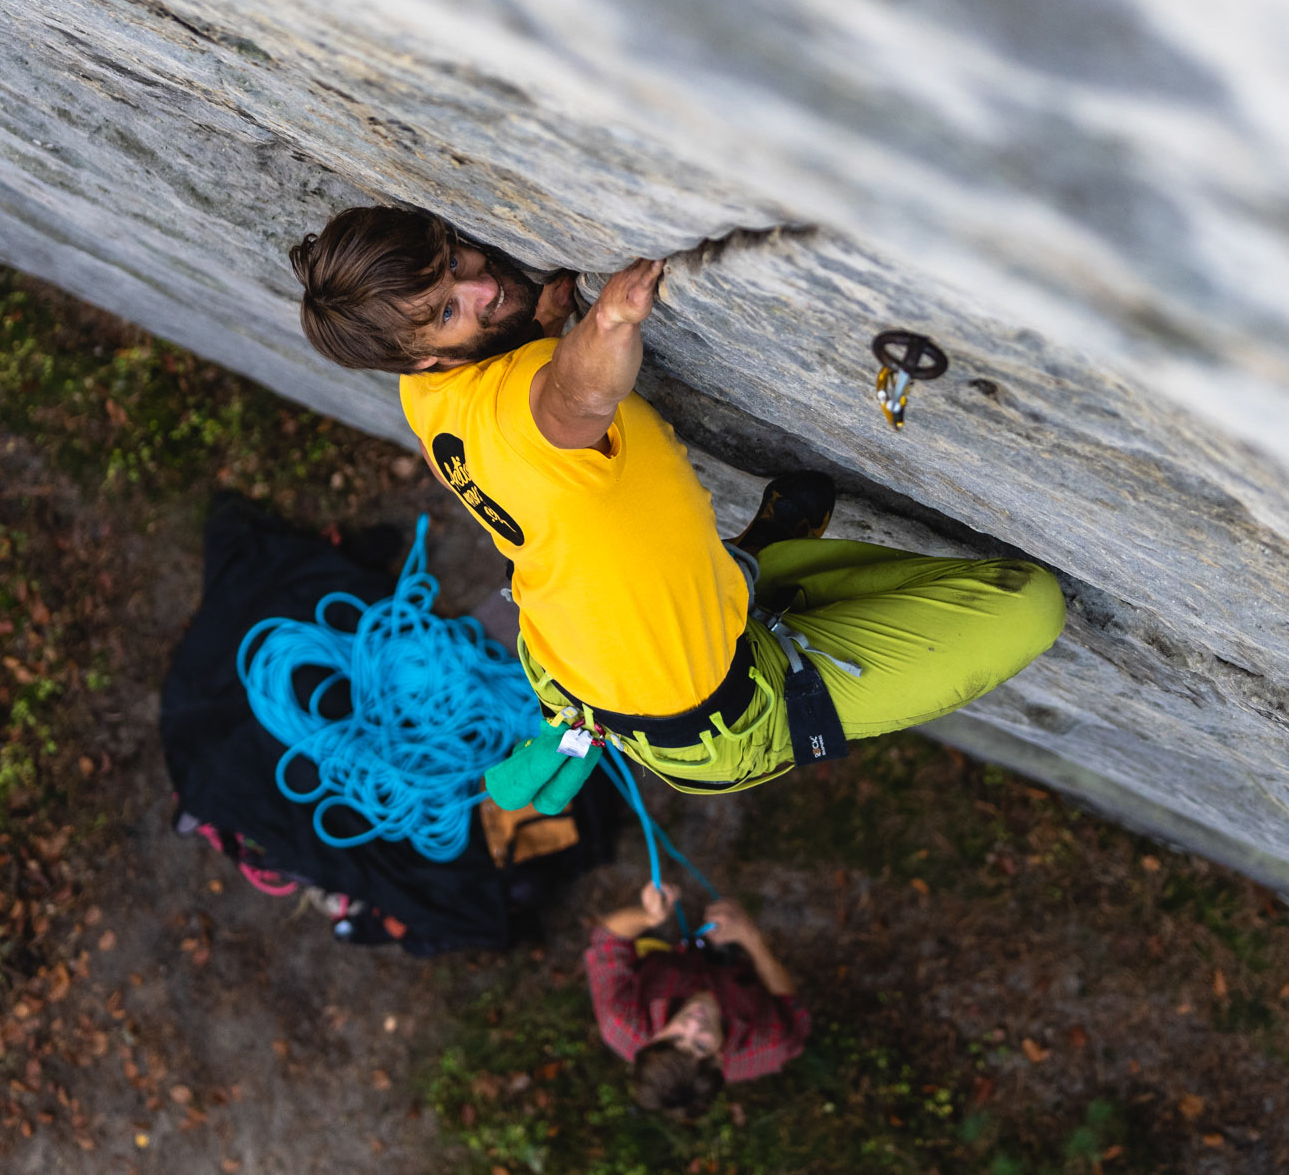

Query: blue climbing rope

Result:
[237,512,721,925]
[598,743,720,940]
[237,516,542,861]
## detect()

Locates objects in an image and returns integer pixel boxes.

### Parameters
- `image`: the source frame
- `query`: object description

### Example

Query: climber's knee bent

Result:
[515,544,1067,793]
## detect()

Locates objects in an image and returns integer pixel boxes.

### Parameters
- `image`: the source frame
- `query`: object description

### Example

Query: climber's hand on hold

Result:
[529,258,665,452]
[595,258,663,328]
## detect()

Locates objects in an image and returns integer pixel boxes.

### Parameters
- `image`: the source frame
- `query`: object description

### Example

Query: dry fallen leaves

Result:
[47,963,70,1003]
[470,1073,503,1100]
[972,1075,996,1104]
[910,878,930,896]
[97,930,116,953]
[1021,1038,1051,1063]
[1179,1093,1205,1121]
[1213,970,1229,999]
[1202,1133,1224,1147]
[169,1084,193,1106]
[1141,855,1161,873]
[371,1069,392,1091]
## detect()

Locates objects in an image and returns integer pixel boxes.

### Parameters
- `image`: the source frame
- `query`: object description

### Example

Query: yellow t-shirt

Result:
[399,338,747,717]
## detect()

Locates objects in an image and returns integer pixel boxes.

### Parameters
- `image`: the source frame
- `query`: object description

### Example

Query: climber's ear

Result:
[406,354,472,373]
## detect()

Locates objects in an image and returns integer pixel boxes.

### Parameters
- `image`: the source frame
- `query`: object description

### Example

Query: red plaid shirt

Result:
[584,926,811,1082]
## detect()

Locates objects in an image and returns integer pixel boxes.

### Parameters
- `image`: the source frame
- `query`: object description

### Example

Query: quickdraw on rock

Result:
[871,329,949,429]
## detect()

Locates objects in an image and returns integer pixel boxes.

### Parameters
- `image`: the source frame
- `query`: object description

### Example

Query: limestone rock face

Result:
[2,1,1288,881]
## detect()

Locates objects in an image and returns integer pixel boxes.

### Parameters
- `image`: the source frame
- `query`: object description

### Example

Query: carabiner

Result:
[870,330,949,430]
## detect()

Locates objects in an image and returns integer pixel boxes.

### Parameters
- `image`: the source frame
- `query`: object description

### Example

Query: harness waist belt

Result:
[553,635,758,748]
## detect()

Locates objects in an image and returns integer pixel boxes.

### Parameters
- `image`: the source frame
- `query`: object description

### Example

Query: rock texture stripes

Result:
[2,1,1287,881]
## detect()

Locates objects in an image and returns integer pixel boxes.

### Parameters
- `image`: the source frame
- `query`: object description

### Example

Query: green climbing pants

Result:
[518,538,1066,794]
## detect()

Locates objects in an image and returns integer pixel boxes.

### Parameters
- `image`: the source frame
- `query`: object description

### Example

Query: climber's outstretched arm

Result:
[529,258,663,452]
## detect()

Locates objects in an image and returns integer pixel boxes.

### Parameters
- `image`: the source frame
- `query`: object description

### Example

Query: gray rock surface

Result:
[2,1,1287,881]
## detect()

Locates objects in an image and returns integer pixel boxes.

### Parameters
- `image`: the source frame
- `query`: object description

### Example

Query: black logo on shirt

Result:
[430,433,525,547]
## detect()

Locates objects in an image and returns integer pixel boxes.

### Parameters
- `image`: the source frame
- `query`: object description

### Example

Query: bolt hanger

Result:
[871,330,949,429]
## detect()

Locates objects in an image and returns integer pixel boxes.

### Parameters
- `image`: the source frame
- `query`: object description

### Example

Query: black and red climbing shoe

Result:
[732,471,836,557]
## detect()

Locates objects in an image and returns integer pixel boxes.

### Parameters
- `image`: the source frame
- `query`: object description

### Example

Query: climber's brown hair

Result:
[289,206,454,373]
[631,1040,724,1117]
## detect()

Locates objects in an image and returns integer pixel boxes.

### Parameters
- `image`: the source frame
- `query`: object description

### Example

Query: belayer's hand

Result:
[594,258,663,329]
[640,881,679,926]
[702,899,761,949]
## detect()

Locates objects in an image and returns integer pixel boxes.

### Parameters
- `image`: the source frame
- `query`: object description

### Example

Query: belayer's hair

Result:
[632,1040,724,1117]
[289,206,454,373]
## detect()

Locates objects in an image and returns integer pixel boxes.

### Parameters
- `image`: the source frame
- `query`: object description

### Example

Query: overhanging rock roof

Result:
[2,0,1287,883]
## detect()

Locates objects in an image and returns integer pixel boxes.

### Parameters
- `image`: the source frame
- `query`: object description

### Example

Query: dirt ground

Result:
[5,274,1289,1174]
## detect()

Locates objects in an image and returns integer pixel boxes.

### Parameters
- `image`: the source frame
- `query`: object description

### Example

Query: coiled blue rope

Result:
[237,516,542,861]
[236,513,722,914]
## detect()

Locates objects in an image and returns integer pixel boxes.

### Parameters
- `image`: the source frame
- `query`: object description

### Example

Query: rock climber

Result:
[289,205,1066,801]
[585,880,810,1114]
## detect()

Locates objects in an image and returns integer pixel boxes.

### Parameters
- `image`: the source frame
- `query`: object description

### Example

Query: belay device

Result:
[871,330,949,429]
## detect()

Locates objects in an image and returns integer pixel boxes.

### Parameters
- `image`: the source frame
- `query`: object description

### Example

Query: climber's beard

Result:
[430,250,545,363]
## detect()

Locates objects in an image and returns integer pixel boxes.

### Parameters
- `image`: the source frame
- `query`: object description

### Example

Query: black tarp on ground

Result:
[159,493,617,956]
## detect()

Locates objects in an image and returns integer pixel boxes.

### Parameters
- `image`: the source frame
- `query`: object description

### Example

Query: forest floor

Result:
[3,269,1289,1175]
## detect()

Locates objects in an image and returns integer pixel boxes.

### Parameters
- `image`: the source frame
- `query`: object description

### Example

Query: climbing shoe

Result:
[732,471,836,556]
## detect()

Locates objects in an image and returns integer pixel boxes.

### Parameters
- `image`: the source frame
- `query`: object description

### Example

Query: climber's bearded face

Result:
[411,244,544,367]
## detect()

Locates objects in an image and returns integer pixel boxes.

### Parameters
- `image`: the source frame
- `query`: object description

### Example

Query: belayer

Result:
[586,880,809,1114]
[289,207,1065,800]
